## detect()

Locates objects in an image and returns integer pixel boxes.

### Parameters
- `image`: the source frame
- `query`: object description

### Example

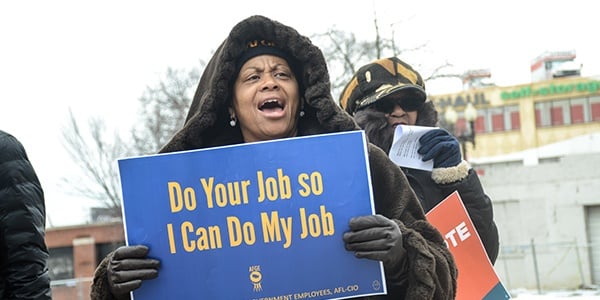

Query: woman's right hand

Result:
[107,245,160,297]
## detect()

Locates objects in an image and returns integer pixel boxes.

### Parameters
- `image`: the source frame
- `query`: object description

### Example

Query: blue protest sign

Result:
[118,130,386,299]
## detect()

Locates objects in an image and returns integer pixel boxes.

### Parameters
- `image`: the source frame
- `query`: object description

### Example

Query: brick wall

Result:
[46,222,125,300]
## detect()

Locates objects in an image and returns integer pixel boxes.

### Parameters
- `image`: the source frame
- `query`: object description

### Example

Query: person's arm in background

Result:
[347,144,457,299]
[419,128,500,263]
[0,131,52,299]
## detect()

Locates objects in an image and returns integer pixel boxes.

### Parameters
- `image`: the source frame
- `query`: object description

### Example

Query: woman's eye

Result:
[275,71,290,78]
[247,74,260,81]
[375,102,393,113]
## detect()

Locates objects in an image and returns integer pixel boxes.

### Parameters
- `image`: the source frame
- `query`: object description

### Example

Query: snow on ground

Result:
[510,289,600,299]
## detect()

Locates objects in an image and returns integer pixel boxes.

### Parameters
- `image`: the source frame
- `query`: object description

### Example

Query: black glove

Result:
[108,245,160,297]
[343,215,406,271]
[418,128,462,168]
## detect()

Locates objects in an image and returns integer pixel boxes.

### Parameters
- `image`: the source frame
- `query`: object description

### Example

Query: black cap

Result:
[235,39,296,75]
[339,57,426,114]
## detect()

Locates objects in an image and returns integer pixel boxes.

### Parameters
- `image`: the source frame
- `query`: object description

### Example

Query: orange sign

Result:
[426,191,510,300]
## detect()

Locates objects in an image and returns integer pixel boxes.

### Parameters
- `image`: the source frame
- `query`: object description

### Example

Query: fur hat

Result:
[339,57,426,114]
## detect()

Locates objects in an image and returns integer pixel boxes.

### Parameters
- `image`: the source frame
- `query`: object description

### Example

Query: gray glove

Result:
[343,214,406,270]
[108,245,160,297]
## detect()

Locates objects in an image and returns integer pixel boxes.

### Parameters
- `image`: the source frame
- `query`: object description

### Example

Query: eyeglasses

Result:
[373,96,423,113]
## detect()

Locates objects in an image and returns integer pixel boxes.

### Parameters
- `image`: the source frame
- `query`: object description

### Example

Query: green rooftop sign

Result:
[501,80,600,100]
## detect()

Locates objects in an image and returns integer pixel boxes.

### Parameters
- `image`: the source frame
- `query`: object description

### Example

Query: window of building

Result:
[550,106,563,125]
[48,247,74,280]
[490,107,505,132]
[534,96,600,128]
[444,92,600,134]
[474,115,485,134]
[504,105,520,131]
[550,101,566,125]
[539,156,561,164]
[591,96,600,121]
[510,111,521,130]
[570,97,586,124]
[475,108,492,133]
[97,242,125,267]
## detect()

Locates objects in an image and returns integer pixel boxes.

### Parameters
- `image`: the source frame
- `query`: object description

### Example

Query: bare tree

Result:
[61,110,130,215]
[312,14,460,100]
[131,67,200,155]
[314,28,379,95]
[61,65,201,221]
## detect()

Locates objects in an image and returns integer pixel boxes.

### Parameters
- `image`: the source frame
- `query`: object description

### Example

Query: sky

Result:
[1,0,597,227]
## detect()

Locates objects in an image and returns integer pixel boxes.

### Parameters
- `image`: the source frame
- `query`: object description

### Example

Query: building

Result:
[461,68,495,90]
[431,74,600,164]
[531,50,582,82]
[46,222,124,300]
[429,73,600,291]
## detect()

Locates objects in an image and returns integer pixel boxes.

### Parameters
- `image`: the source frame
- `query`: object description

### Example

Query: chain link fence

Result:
[497,239,598,293]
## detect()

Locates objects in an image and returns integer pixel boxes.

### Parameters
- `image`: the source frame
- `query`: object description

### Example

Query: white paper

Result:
[388,125,436,171]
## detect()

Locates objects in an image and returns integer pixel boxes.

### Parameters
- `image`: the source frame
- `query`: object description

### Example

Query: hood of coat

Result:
[415,101,439,127]
[160,15,358,153]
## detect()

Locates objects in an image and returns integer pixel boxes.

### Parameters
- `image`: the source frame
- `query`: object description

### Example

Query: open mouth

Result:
[259,99,285,113]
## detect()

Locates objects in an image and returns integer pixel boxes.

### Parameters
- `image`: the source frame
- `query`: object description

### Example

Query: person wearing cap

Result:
[90,17,456,300]
[339,57,499,264]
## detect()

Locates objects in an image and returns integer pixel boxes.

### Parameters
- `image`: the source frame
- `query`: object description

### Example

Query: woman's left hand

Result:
[343,214,406,270]
[418,128,462,168]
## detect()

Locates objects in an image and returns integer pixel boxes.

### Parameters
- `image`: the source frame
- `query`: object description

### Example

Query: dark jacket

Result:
[0,130,52,299]
[354,101,500,263]
[91,15,457,300]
